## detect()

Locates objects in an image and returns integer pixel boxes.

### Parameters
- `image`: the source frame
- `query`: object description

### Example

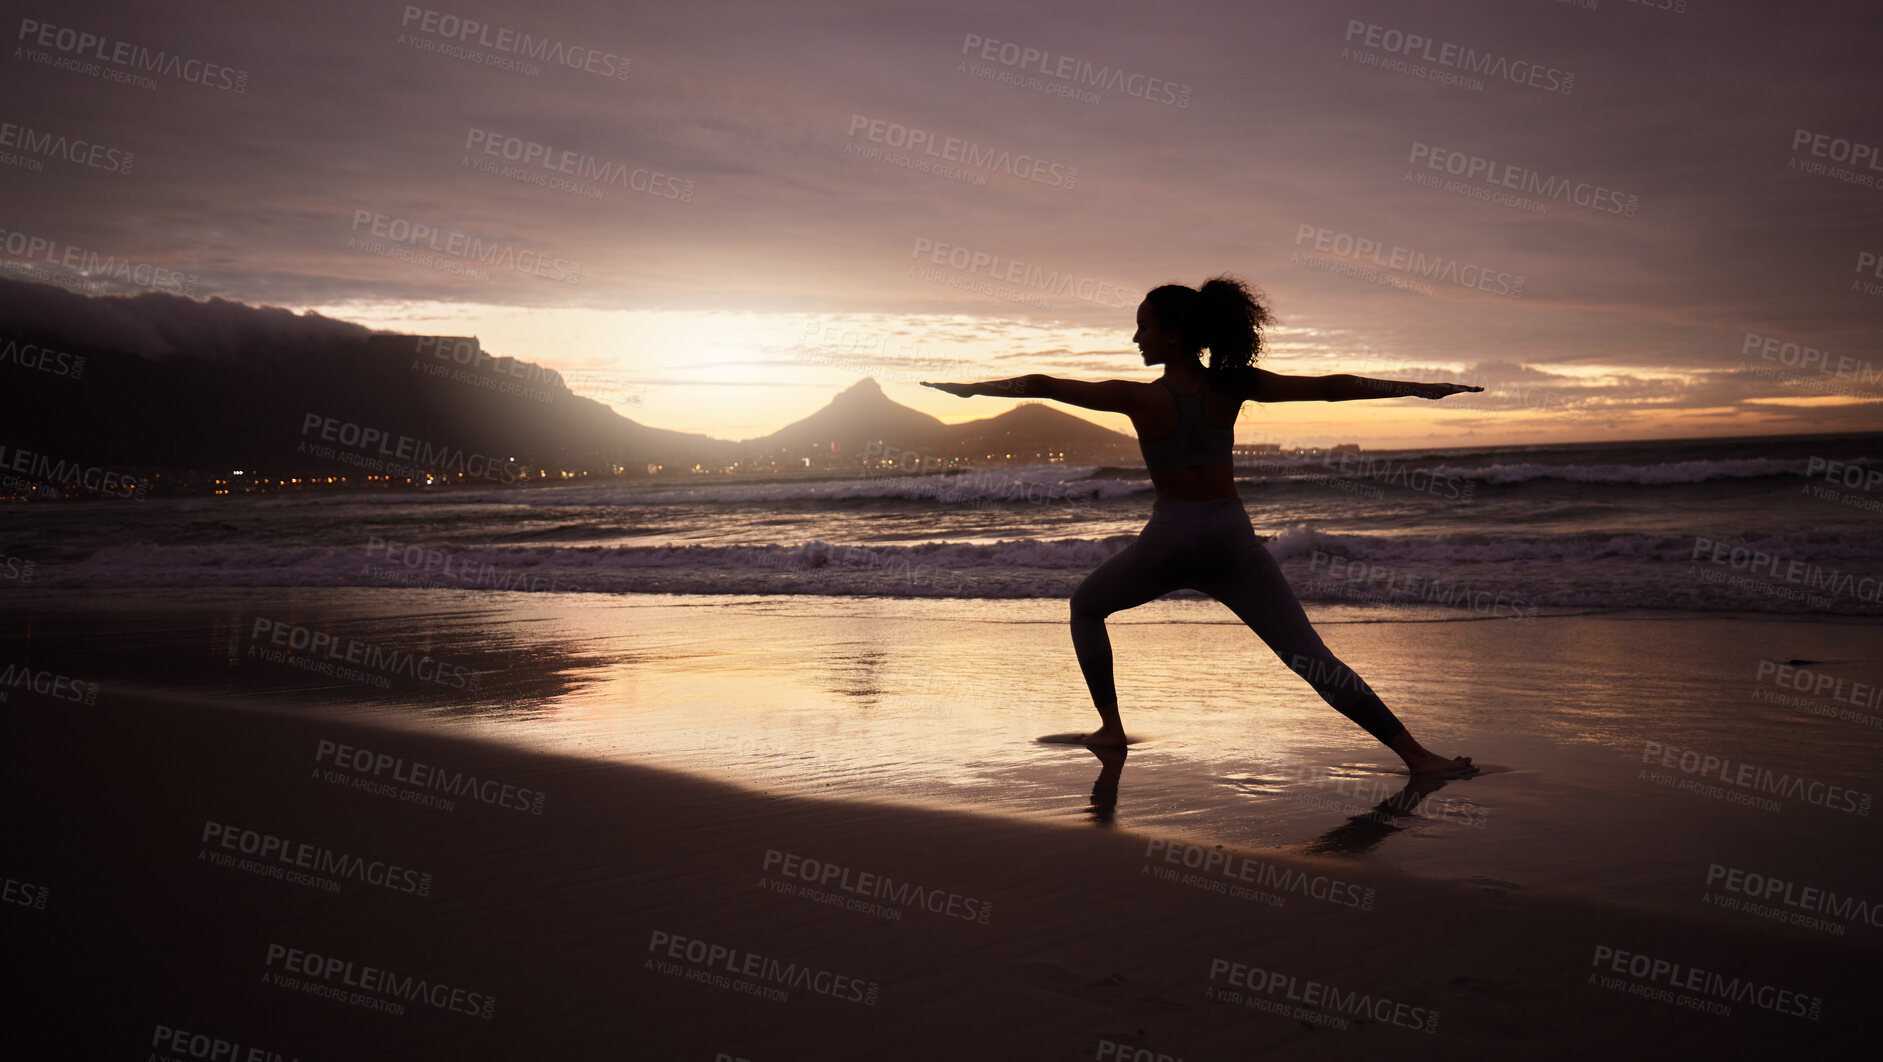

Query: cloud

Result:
[3,0,1878,444]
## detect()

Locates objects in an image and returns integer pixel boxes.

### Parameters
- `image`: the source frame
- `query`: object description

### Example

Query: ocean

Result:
[4,429,1881,915]
[10,430,1881,616]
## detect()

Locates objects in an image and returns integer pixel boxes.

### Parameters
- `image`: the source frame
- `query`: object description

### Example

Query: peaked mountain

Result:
[744,377,1138,464]
[748,377,950,452]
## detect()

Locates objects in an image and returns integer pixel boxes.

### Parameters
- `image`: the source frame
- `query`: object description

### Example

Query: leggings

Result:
[1068,497,1407,745]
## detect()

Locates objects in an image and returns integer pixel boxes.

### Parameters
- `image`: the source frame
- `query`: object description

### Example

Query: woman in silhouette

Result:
[924,276,1478,776]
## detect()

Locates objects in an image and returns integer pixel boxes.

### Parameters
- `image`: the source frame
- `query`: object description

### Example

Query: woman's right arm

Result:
[922,375,1142,412]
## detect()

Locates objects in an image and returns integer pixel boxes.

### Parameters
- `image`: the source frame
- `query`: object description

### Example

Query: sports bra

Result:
[1138,378,1235,471]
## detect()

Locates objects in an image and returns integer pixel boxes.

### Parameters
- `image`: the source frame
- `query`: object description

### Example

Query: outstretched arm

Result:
[922,374,1138,413]
[1248,368,1481,402]
[921,375,1035,398]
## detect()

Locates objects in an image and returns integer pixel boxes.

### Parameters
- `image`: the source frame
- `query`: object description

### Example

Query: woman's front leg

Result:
[1069,537,1178,746]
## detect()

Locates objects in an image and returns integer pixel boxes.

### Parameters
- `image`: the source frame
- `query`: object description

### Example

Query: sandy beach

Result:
[6,0,1879,1053]
[4,588,1879,1058]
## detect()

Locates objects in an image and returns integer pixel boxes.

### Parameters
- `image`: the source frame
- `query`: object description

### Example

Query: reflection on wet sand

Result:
[1064,745,1475,854]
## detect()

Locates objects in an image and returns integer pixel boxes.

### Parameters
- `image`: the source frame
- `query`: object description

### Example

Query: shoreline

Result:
[5,684,1876,1057]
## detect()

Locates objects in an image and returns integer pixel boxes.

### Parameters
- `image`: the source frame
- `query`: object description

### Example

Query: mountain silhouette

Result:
[747,377,1134,465]
[751,377,949,453]
[0,278,1137,490]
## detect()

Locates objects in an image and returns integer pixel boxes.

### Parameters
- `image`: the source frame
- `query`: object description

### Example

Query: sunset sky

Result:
[5,0,1880,449]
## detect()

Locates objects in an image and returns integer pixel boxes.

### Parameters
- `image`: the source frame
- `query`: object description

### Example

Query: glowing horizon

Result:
[304,299,1882,451]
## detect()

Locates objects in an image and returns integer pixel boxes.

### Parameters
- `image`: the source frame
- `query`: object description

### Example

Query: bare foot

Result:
[1403,750,1477,777]
[1080,723,1128,748]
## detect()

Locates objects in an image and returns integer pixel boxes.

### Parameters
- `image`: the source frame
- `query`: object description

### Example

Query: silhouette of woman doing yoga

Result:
[923,275,1478,776]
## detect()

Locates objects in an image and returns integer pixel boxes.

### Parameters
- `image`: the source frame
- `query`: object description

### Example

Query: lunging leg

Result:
[1069,536,1180,746]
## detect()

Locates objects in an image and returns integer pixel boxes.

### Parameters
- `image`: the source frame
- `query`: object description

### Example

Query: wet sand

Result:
[6,677,1878,1057]
[5,588,1881,1055]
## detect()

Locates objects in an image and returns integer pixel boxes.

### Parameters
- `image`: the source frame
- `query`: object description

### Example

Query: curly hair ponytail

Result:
[1143,274,1273,393]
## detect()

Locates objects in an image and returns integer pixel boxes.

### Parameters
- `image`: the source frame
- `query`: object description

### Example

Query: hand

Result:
[1413,382,1483,400]
[921,381,977,398]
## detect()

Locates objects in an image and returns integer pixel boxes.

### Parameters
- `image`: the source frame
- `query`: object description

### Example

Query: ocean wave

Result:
[1233,455,1871,487]
[31,529,1883,616]
[1423,457,1860,486]
[426,466,1152,507]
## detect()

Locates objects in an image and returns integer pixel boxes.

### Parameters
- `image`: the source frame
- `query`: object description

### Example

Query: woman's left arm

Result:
[1251,369,1481,402]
